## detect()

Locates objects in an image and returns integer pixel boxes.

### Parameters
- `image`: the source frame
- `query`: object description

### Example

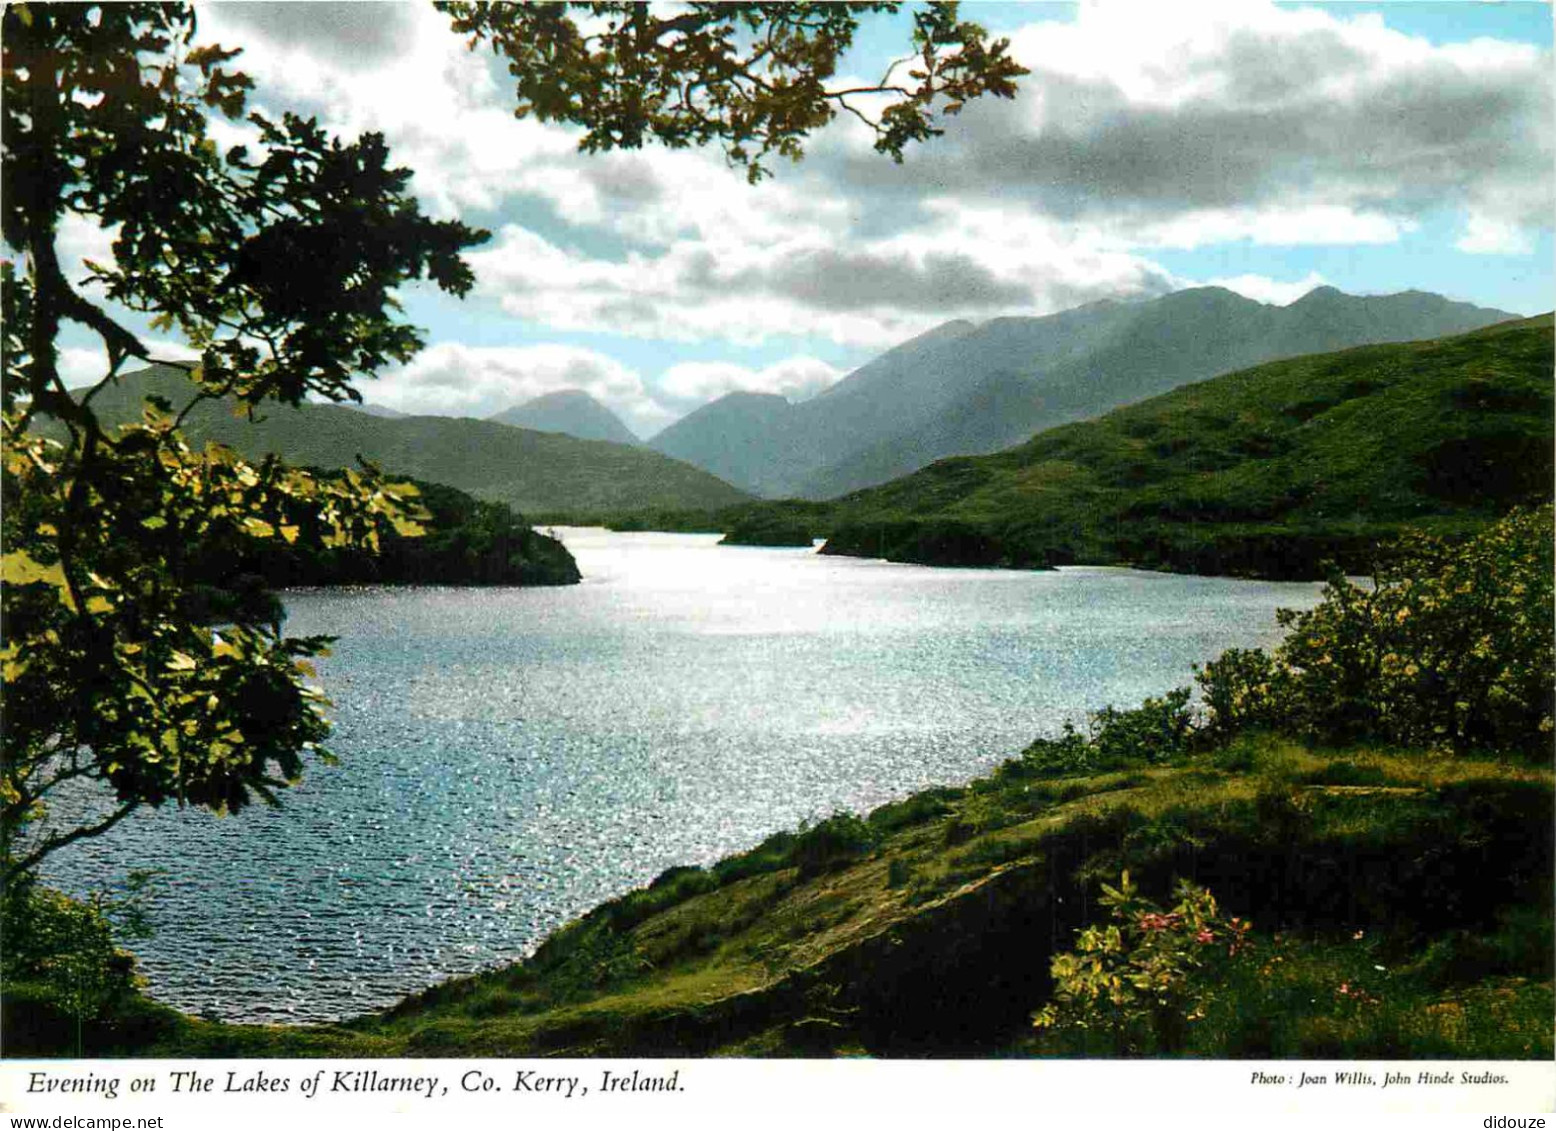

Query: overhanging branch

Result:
[4,800,141,885]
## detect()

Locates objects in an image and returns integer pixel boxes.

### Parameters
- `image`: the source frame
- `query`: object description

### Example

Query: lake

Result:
[40,529,1325,1023]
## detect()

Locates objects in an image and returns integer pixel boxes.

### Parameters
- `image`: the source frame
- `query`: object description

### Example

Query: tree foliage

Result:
[1,3,489,881]
[439,1,1026,180]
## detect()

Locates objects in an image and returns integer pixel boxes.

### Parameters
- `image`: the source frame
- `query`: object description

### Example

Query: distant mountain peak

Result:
[717,390,791,406]
[1159,285,1260,307]
[911,318,978,343]
[490,389,640,446]
[529,389,594,406]
[344,401,407,419]
[1290,284,1344,305]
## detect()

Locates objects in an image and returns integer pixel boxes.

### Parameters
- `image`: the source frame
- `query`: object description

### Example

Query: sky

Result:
[50,1,1555,438]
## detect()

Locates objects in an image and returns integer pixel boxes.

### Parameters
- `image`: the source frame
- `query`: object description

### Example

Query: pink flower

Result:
[1195,928,1215,944]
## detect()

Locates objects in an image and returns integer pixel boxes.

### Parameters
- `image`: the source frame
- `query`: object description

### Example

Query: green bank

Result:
[13,738,1548,1060]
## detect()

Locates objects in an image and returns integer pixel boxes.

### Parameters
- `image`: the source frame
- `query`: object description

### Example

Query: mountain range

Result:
[63,286,1523,524]
[78,368,751,516]
[647,286,1518,500]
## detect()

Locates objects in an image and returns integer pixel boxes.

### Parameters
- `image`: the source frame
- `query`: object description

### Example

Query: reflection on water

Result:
[41,529,1323,1022]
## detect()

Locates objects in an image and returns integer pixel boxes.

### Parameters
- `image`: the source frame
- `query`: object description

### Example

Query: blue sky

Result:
[50,2,1554,436]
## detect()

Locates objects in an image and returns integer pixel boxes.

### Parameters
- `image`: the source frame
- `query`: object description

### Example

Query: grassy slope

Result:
[57,737,1549,1060]
[80,367,752,516]
[810,317,1552,577]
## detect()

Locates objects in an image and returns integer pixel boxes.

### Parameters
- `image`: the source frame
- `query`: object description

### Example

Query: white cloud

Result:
[1456,213,1536,255]
[370,343,851,433]
[55,215,119,281]
[466,213,1178,350]
[211,3,420,69]
[59,339,203,391]
[658,357,843,406]
[59,347,112,389]
[142,339,203,364]
[1132,207,1412,250]
[198,1,581,220]
[1203,271,1330,307]
[826,2,1550,246]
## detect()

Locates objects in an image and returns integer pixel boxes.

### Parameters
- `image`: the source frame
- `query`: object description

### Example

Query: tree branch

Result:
[825,83,915,100]
[172,384,232,430]
[62,286,153,378]
[651,9,723,41]
[4,801,141,885]
[835,97,882,133]
[30,760,101,804]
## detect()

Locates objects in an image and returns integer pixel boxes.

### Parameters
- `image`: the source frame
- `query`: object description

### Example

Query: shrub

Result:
[1021,689,1195,777]
[1197,507,1554,755]
[0,874,156,1050]
[602,866,719,933]
[710,830,797,885]
[1016,724,1095,777]
[942,791,1015,847]
[1091,688,1195,763]
[867,788,960,833]
[1193,647,1291,741]
[792,812,878,877]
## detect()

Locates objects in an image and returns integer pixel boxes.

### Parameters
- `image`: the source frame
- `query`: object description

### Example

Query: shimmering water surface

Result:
[42,530,1324,1023]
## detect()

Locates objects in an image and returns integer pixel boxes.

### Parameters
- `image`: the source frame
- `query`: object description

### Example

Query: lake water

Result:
[40,530,1325,1023]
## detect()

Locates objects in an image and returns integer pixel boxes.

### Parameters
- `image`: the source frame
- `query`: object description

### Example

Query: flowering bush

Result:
[1033,872,1252,1054]
[1196,507,1554,755]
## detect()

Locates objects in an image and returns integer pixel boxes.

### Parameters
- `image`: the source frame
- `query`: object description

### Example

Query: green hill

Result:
[815,316,1553,577]
[80,367,752,515]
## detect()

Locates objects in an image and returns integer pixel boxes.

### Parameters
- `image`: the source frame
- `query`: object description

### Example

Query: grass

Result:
[1022,924,1554,1059]
[1185,921,1552,1060]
